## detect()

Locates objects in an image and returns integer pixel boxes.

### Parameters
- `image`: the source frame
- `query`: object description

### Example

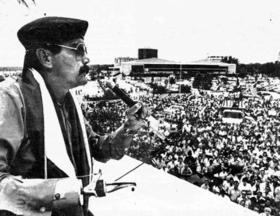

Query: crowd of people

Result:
[82,77,280,215]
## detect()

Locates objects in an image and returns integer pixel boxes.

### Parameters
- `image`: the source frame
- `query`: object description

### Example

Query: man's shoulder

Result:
[0,77,23,103]
[0,77,20,89]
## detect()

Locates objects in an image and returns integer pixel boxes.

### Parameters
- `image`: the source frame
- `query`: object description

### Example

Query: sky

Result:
[1,0,280,66]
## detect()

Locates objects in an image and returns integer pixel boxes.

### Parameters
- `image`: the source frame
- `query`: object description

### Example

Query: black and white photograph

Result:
[1,0,280,215]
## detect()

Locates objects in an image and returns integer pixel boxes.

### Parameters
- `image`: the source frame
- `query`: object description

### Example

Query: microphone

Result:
[105,81,166,140]
[106,82,136,107]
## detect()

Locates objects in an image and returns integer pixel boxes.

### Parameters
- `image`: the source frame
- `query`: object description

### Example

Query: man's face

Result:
[51,38,90,89]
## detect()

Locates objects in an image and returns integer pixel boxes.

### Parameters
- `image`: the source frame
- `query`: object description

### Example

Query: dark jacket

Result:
[0,69,130,216]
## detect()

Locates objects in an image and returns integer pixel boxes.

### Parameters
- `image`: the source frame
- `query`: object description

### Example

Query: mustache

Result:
[79,64,90,75]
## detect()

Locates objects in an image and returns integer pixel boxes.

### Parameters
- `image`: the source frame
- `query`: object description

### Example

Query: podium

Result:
[90,156,258,216]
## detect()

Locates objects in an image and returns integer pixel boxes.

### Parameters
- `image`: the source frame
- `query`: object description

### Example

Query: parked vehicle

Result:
[222,109,244,124]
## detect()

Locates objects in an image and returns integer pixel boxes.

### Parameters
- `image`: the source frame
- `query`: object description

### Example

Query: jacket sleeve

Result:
[0,80,25,180]
[0,81,82,214]
[85,119,133,162]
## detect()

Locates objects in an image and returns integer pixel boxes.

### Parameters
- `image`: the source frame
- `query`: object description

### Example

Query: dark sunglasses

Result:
[48,43,87,56]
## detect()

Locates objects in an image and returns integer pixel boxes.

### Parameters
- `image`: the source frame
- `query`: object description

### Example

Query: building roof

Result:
[122,58,180,65]
[190,58,235,66]
[122,57,234,67]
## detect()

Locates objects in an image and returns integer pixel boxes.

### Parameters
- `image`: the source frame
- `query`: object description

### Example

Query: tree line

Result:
[0,67,22,72]
[221,56,280,77]
[237,62,280,77]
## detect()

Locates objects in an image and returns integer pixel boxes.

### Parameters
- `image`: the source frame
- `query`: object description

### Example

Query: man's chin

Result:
[79,78,88,86]
[74,76,88,87]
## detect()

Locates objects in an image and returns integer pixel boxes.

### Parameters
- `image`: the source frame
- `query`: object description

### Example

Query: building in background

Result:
[116,49,236,81]
[138,48,158,59]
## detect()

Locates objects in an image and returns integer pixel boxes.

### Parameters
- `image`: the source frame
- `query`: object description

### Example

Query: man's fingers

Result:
[124,102,151,132]
[126,103,151,119]
[138,119,148,128]
[2,178,21,195]
[140,105,151,119]
[124,118,148,131]
[126,103,142,116]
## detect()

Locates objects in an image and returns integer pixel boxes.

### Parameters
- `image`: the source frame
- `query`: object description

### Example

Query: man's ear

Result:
[36,48,53,69]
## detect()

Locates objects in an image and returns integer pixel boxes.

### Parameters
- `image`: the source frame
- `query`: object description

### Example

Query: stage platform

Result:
[90,156,258,216]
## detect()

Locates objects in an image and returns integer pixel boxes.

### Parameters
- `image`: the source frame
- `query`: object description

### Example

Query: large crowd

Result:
[82,77,280,216]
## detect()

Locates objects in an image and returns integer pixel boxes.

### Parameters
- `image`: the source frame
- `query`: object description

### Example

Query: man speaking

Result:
[0,16,148,216]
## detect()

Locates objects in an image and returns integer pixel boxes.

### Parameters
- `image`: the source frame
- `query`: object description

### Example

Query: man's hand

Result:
[0,177,82,215]
[0,176,24,214]
[101,102,151,160]
[0,177,56,214]
[123,102,151,133]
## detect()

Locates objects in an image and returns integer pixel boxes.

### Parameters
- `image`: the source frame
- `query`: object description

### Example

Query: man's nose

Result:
[82,56,90,65]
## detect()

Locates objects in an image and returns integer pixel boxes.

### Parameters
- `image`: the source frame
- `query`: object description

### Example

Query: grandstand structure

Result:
[114,49,236,80]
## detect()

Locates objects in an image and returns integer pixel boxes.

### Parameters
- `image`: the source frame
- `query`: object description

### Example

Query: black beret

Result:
[17,16,88,49]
